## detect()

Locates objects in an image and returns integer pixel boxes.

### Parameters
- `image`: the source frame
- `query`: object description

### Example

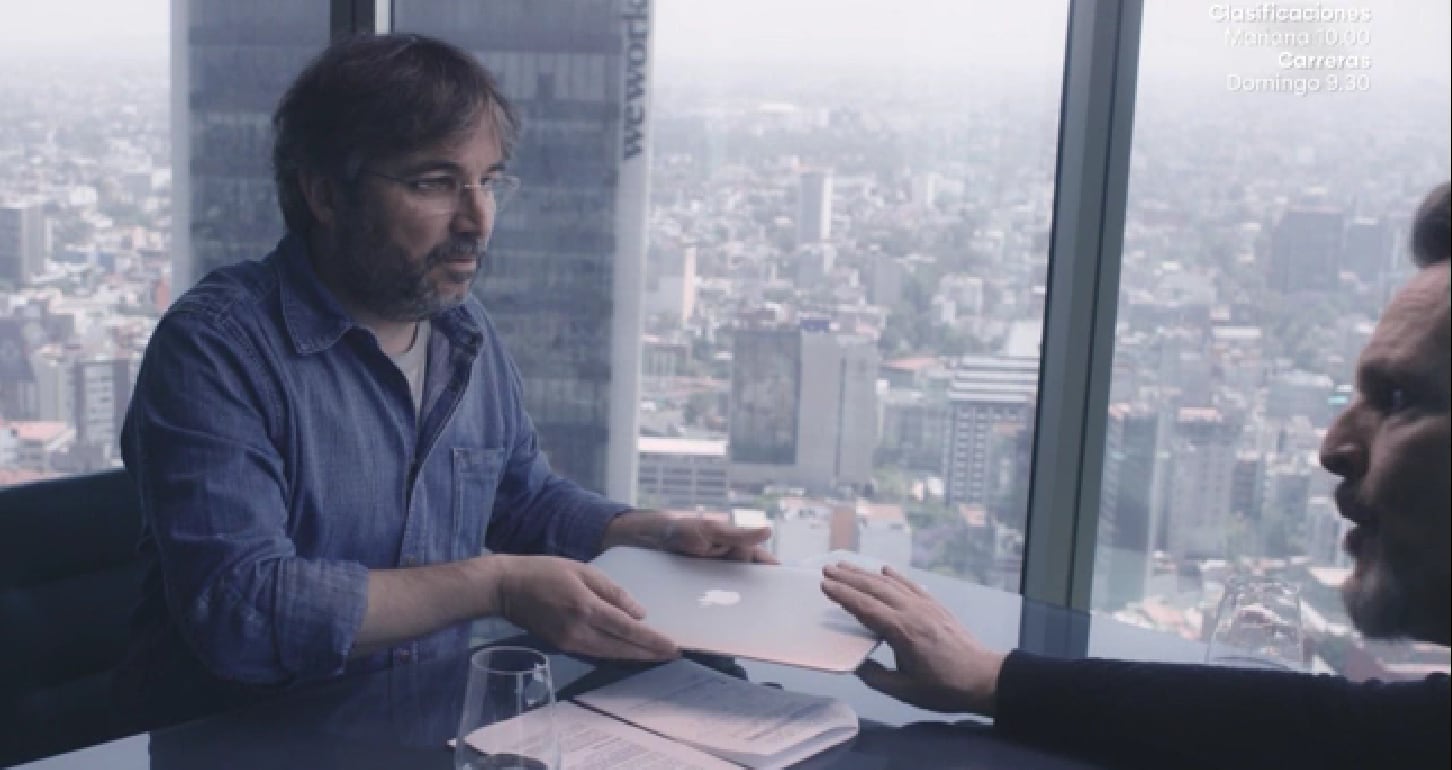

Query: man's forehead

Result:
[393,115,504,168]
[1363,265,1451,380]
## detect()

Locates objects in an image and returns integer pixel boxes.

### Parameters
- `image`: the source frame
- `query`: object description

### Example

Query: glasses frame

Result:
[360,169,521,217]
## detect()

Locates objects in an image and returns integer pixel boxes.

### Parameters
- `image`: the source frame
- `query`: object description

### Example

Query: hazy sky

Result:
[0,0,1447,83]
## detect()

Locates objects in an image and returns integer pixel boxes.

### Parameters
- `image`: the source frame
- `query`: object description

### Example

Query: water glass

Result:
[1205,577,1307,672]
[455,646,560,770]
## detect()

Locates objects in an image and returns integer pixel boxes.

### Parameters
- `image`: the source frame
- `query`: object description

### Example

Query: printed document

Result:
[462,701,737,770]
[575,659,859,769]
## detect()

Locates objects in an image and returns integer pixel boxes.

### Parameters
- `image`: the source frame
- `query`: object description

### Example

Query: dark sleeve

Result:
[124,311,369,686]
[993,650,1450,770]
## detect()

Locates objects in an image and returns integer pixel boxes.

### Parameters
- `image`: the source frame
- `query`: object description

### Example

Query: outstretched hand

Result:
[821,562,1005,715]
[494,554,679,662]
[603,510,778,564]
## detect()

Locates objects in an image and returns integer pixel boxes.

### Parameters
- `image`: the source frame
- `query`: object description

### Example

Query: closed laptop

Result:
[589,546,880,673]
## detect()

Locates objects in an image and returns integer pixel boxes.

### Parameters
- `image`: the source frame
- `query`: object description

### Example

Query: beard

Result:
[1342,532,1448,642]
[1342,555,1414,639]
[327,205,486,322]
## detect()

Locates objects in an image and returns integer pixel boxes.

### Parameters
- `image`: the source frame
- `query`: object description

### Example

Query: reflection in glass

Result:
[456,646,559,770]
[1205,578,1306,672]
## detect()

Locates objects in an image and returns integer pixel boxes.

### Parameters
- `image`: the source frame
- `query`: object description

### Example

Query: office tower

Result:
[1268,207,1344,294]
[636,436,728,511]
[1162,406,1240,559]
[70,357,136,471]
[798,169,832,244]
[0,200,46,288]
[643,239,696,326]
[1094,403,1161,612]
[173,1,331,291]
[1230,451,1265,521]
[728,328,801,467]
[0,318,39,419]
[729,322,879,492]
[944,356,1038,509]
[398,0,651,498]
[1342,216,1393,284]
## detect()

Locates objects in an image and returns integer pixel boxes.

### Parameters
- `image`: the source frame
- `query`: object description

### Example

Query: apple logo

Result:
[697,589,741,608]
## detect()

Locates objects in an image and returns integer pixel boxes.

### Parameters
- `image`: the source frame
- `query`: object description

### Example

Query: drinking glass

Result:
[455,646,560,770]
[1205,577,1307,672]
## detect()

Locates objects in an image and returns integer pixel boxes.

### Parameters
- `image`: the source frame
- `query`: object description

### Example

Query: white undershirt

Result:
[389,320,432,419]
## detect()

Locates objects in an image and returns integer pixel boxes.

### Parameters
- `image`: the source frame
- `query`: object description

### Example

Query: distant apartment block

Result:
[729,320,878,492]
[944,356,1038,510]
[637,436,728,511]
[644,239,697,325]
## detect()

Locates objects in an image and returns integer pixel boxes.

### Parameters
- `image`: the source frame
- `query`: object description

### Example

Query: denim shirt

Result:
[120,233,628,700]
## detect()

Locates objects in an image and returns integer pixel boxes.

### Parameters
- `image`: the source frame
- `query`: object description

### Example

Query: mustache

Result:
[427,237,486,265]
[1334,482,1376,525]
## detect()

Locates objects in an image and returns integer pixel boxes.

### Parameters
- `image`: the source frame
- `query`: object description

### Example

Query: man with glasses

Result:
[822,182,1450,768]
[118,34,769,726]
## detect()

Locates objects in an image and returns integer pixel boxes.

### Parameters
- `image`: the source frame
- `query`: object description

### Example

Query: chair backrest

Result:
[0,469,146,766]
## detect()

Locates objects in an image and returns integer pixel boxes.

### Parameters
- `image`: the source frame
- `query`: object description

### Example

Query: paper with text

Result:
[462,701,738,770]
[575,660,858,768]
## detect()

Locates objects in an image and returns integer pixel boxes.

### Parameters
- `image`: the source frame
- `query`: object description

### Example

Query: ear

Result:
[299,171,340,228]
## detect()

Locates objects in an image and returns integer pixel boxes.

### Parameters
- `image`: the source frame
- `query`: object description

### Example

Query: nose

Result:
[1319,409,1367,480]
[451,185,495,236]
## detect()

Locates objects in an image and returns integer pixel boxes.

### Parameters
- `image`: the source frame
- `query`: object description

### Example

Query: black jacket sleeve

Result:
[993,650,1450,770]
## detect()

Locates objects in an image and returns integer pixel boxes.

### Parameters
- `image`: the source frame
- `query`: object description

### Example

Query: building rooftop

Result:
[638,436,728,457]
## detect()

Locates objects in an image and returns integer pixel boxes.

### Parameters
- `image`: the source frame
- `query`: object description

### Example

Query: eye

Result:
[409,176,458,194]
[1387,386,1410,412]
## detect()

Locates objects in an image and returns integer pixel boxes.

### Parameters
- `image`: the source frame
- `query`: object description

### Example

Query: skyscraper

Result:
[1268,207,1344,294]
[0,200,46,288]
[172,1,331,291]
[397,0,651,498]
[798,169,833,244]
[1094,403,1161,612]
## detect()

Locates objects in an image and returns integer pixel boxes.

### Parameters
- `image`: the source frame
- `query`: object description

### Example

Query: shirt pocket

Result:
[451,447,506,560]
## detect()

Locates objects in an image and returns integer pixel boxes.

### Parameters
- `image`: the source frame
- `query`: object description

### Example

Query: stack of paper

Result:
[462,659,858,769]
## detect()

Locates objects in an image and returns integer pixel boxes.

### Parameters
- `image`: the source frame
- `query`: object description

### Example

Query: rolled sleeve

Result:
[127,311,369,685]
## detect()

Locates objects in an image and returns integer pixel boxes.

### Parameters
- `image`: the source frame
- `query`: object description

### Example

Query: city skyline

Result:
[3,0,1449,681]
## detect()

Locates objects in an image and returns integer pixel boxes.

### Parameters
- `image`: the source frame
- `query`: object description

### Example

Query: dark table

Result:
[20,562,1195,769]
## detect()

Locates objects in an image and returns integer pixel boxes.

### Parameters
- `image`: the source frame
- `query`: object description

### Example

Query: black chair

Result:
[0,469,146,766]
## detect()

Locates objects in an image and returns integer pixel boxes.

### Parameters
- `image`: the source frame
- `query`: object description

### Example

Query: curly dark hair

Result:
[1411,181,1450,267]
[271,34,520,234]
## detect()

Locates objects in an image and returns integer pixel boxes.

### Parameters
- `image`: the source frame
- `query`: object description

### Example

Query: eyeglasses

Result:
[361,170,521,217]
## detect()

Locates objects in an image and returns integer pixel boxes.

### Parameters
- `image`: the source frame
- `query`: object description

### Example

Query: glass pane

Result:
[0,1,329,488]
[1091,2,1451,676]
[396,0,1070,592]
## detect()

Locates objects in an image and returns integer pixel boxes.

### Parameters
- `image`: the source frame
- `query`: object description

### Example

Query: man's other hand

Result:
[492,554,679,662]
[821,562,1005,715]
[602,509,778,564]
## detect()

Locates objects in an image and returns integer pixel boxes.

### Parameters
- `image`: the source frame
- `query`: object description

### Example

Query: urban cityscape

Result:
[2,0,1448,686]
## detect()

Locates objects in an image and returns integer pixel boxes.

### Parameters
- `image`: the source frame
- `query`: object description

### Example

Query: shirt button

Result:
[396,648,413,664]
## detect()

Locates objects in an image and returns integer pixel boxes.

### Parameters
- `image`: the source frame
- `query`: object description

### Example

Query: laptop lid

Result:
[589,546,880,673]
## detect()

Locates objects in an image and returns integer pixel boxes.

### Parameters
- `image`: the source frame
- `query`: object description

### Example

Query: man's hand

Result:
[601,509,778,564]
[492,554,679,662]
[821,562,1005,715]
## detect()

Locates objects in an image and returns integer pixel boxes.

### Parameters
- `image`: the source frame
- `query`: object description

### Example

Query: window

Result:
[1090,0,1451,677]
[392,1,1072,589]
[0,1,332,488]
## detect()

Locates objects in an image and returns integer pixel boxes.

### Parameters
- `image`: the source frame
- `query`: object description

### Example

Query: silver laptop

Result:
[589,546,880,673]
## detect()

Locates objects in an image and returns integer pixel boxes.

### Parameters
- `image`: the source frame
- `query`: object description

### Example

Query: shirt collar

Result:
[274,231,485,357]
